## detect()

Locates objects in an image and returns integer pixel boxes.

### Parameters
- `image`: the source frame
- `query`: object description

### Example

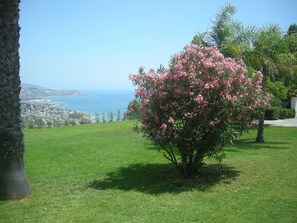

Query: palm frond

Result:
[209,3,237,48]
[191,32,209,46]
[157,64,166,74]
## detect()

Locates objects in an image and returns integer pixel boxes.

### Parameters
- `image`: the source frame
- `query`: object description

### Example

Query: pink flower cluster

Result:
[129,44,269,154]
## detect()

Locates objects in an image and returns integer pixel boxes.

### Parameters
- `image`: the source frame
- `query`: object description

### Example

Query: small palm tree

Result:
[192,5,296,143]
[208,3,237,49]
[192,4,258,59]
[243,25,283,142]
[0,0,30,200]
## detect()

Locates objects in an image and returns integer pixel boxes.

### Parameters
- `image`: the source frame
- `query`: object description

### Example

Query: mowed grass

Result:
[1,121,297,223]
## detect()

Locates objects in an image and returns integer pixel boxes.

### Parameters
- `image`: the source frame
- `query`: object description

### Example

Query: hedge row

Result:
[265,107,296,120]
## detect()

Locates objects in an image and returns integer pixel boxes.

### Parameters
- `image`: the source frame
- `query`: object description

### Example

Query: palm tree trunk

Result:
[255,67,266,143]
[255,108,265,143]
[0,0,30,200]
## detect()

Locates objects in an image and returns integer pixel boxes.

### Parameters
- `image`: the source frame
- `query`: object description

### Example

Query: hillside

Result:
[20,83,85,101]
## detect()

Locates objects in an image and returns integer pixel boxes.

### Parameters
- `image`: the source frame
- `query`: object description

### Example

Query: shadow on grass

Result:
[88,163,239,195]
[233,138,290,150]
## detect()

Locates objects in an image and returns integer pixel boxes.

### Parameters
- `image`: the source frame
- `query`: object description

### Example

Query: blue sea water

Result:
[49,90,135,115]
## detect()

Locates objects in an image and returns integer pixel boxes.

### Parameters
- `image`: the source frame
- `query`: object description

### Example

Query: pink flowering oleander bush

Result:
[128,45,269,176]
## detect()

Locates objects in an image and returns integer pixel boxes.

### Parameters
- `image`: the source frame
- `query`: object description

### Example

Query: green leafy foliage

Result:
[265,107,280,120]
[279,108,296,119]
[265,107,295,120]
[266,80,288,106]
[287,23,297,35]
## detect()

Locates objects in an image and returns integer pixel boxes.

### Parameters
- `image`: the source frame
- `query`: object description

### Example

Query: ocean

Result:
[49,89,135,115]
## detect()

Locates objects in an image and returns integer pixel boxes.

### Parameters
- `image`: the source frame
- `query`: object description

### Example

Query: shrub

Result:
[265,107,280,120]
[129,45,269,176]
[265,107,295,120]
[279,108,295,119]
[266,80,288,106]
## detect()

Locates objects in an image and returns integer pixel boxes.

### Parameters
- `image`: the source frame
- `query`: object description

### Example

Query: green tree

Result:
[191,4,265,142]
[208,3,237,51]
[244,25,297,142]
[95,113,101,124]
[274,27,297,97]
[116,109,121,122]
[287,23,297,35]
[101,113,106,123]
[192,4,297,143]
[245,25,281,142]
[35,118,45,128]
[80,115,90,125]
[47,120,53,128]
[0,0,30,200]
[109,111,114,122]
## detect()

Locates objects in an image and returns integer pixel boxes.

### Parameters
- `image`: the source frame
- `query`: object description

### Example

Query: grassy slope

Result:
[0,122,297,223]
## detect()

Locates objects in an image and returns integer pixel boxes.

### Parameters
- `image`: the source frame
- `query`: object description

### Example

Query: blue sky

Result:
[20,0,297,90]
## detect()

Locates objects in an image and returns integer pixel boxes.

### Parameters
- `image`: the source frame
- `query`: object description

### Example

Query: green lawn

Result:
[1,122,297,222]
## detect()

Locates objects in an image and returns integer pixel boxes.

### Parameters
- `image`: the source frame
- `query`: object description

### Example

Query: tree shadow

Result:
[233,138,290,150]
[88,163,239,195]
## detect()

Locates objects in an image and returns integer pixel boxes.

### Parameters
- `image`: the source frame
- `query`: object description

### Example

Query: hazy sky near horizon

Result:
[20,0,297,90]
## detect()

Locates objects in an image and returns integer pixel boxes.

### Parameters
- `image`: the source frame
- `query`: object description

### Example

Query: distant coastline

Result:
[20,84,87,101]
[20,84,135,128]
[20,84,95,128]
